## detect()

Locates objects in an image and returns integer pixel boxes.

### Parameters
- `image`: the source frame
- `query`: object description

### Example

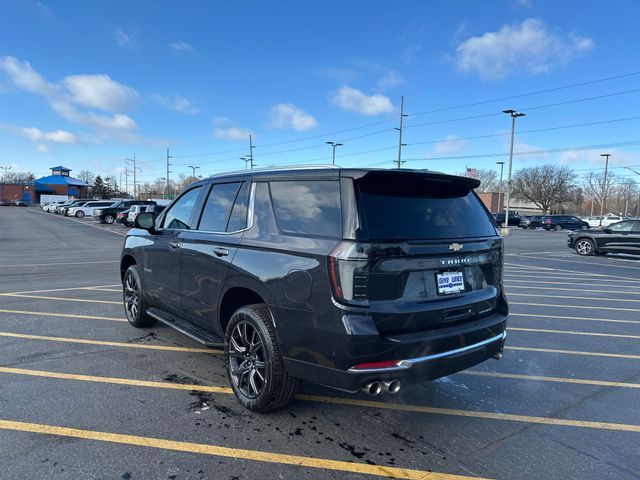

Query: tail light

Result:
[328,242,369,306]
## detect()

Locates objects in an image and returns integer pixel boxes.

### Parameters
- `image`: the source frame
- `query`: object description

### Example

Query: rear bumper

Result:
[281,311,507,392]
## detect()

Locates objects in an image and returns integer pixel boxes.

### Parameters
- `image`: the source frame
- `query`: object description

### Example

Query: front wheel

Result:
[104,214,115,224]
[225,304,298,412]
[75,211,85,218]
[554,225,562,231]
[575,238,595,256]
[123,265,156,327]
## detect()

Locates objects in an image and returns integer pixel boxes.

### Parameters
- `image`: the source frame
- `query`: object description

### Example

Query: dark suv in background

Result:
[121,168,508,412]
[542,215,589,231]
[94,200,155,224]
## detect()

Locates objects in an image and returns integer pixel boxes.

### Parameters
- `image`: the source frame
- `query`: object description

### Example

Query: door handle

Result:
[169,240,182,249]
[213,247,229,257]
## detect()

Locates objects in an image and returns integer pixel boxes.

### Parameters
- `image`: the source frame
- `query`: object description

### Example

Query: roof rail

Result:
[207,164,340,177]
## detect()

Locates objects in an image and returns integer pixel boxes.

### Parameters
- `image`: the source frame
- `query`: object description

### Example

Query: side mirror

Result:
[135,212,157,233]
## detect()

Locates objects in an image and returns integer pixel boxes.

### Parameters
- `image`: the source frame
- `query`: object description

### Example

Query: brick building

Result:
[477,191,542,215]
[33,166,89,203]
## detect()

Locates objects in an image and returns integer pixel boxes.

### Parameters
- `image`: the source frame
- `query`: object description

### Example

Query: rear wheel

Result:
[75,211,84,218]
[123,265,155,327]
[554,225,562,231]
[575,238,595,256]
[225,304,298,412]
[104,214,115,224]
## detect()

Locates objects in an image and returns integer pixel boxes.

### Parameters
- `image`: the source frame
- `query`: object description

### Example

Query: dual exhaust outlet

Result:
[362,380,401,396]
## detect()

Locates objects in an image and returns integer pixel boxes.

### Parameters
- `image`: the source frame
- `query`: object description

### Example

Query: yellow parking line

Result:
[510,293,640,303]
[510,312,640,325]
[0,294,120,305]
[0,331,220,354]
[2,366,640,434]
[505,274,640,284]
[1,285,121,295]
[0,420,480,480]
[511,302,640,313]
[0,309,125,322]
[462,370,640,389]
[506,345,640,360]
[508,285,640,295]
[509,327,640,340]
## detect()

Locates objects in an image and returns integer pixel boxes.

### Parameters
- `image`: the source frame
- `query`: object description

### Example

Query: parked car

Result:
[67,200,117,218]
[116,208,131,225]
[94,200,156,224]
[15,200,27,206]
[493,212,521,227]
[542,215,589,231]
[585,214,624,228]
[568,220,640,256]
[126,204,166,226]
[519,215,545,229]
[0,199,11,206]
[57,199,92,215]
[121,167,508,412]
[53,200,77,214]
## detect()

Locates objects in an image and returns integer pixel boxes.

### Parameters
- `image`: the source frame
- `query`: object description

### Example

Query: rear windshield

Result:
[355,173,496,240]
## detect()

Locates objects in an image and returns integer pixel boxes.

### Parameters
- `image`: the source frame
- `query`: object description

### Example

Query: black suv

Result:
[94,200,155,224]
[568,220,640,256]
[121,168,508,412]
[542,215,589,231]
[493,212,521,227]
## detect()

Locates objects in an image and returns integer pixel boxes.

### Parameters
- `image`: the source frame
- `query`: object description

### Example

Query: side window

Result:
[227,182,251,232]
[162,187,202,230]
[269,180,341,237]
[610,221,634,232]
[198,182,241,232]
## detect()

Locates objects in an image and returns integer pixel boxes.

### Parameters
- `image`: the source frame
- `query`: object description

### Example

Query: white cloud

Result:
[433,135,466,155]
[114,29,133,49]
[35,143,48,152]
[21,127,78,144]
[560,149,640,166]
[454,18,594,80]
[63,74,139,112]
[267,103,318,131]
[152,94,200,114]
[377,70,404,91]
[0,56,55,96]
[169,41,195,53]
[34,2,52,16]
[330,86,395,116]
[212,117,251,141]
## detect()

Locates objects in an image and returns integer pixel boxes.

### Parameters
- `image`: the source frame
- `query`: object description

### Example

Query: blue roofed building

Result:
[33,166,89,202]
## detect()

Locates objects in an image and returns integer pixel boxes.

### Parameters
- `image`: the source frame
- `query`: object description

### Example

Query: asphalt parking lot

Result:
[1,207,639,480]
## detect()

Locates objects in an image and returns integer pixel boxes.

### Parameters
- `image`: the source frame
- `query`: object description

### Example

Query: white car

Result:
[43,201,66,212]
[586,215,623,228]
[67,200,116,218]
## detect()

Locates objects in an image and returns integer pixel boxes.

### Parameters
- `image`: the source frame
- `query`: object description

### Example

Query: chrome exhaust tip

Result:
[384,380,401,394]
[362,381,382,396]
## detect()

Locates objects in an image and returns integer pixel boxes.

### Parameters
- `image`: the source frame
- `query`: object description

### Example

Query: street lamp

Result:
[188,165,200,179]
[326,141,343,166]
[502,110,526,235]
[598,154,612,227]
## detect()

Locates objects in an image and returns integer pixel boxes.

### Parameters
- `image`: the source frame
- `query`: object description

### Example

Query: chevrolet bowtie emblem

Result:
[449,243,463,252]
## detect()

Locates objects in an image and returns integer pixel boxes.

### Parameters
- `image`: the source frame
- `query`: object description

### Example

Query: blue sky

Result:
[1,0,639,185]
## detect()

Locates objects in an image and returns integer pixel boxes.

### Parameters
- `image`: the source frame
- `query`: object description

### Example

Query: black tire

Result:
[574,238,595,256]
[104,214,115,224]
[554,225,562,231]
[75,210,84,218]
[225,304,298,412]
[529,225,536,230]
[123,265,156,327]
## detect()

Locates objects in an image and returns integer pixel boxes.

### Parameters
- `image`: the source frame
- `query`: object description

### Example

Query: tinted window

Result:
[609,221,635,232]
[270,181,341,237]
[356,173,496,240]
[198,182,241,231]
[227,181,251,232]
[162,187,202,230]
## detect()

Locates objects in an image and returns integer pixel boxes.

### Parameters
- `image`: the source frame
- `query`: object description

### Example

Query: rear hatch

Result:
[331,170,505,336]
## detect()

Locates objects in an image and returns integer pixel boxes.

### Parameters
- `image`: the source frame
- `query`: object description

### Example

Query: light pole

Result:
[598,154,611,227]
[325,141,343,166]
[502,110,526,235]
[125,154,138,199]
[496,161,505,213]
[240,157,251,170]
[188,165,200,180]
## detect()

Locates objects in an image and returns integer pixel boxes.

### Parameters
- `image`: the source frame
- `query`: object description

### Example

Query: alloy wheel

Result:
[124,271,140,320]
[576,240,592,255]
[228,321,267,399]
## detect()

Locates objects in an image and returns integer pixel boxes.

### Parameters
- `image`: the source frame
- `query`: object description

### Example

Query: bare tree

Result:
[512,164,576,214]
[1,171,35,183]
[583,171,617,213]
[458,169,499,192]
[76,170,95,185]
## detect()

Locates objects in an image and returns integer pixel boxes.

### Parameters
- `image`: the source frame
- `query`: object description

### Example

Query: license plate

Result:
[436,271,465,295]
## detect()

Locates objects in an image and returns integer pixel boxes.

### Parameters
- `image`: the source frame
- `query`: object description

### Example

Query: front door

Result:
[143,186,204,315]
[179,180,251,335]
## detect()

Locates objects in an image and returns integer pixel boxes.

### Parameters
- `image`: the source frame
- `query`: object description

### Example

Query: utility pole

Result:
[501,110,526,235]
[188,165,200,180]
[249,134,255,170]
[325,141,343,166]
[496,161,505,212]
[395,96,408,169]
[598,153,611,227]
[124,167,129,197]
[125,153,138,199]
[166,148,173,199]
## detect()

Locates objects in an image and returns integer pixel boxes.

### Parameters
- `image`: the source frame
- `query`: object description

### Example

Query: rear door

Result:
[143,186,204,315]
[349,171,504,336]
[598,221,640,253]
[179,179,251,333]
